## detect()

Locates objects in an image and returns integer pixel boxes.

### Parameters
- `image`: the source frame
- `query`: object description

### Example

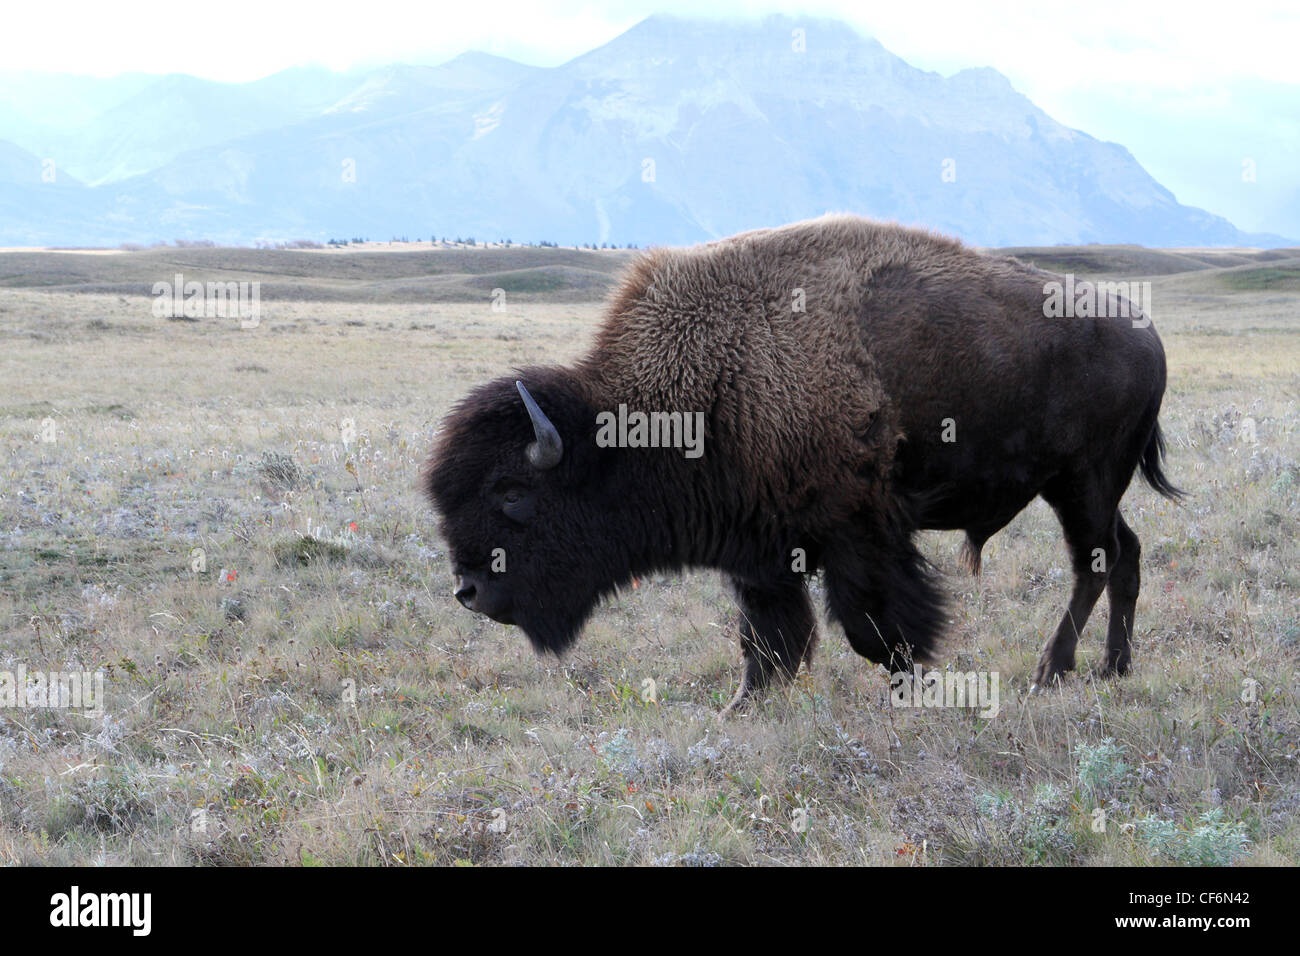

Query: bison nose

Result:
[454,579,478,610]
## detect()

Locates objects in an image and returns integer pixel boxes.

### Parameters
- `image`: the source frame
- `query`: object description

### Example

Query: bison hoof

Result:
[1030,661,1072,691]
[719,685,759,719]
[1098,656,1130,678]
[718,700,750,720]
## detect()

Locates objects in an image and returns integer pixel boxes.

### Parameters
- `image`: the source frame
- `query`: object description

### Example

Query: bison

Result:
[424,215,1180,712]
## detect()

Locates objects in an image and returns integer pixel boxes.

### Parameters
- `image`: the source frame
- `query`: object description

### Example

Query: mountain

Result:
[1046,74,1300,240]
[0,71,157,171]
[0,140,107,247]
[0,14,1292,248]
[44,68,361,185]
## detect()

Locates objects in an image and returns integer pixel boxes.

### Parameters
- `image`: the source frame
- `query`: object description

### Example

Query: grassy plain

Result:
[0,245,1296,865]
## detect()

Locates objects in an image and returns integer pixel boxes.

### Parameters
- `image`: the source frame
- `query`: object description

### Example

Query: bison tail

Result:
[1139,422,1185,501]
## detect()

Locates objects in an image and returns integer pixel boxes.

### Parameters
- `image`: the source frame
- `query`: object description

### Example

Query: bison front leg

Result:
[721,578,817,716]
[822,536,946,673]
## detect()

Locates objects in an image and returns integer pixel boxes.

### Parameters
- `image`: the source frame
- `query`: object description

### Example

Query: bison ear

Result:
[515,381,564,470]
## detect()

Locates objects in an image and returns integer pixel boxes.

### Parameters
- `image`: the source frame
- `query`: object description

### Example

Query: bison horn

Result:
[515,381,563,470]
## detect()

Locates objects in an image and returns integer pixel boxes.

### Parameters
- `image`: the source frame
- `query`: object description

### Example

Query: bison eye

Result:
[500,487,534,523]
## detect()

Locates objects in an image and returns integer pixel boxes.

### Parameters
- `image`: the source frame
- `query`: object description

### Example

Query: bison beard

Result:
[424,214,1181,712]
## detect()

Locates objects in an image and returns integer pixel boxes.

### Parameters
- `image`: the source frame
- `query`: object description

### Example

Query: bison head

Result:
[424,370,637,654]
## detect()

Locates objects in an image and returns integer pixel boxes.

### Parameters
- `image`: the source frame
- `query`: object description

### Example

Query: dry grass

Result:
[0,245,634,303]
[0,257,1296,867]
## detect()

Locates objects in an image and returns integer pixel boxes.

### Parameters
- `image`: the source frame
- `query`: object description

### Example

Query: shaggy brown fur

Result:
[582,218,905,535]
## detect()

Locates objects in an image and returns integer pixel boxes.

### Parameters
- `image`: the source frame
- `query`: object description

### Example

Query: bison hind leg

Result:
[823,534,947,673]
[1100,512,1141,677]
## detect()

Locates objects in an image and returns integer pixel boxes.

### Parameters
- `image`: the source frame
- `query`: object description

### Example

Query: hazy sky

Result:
[6,0,1298,233]
[9,0,1297,89]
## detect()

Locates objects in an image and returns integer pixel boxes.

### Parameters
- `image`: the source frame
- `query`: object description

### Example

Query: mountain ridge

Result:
[0,14,1292,248]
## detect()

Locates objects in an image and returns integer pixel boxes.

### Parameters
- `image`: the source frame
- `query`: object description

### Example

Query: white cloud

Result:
[844,0,1300,90]
[5,0,1296,94]
[3,1,637,79]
